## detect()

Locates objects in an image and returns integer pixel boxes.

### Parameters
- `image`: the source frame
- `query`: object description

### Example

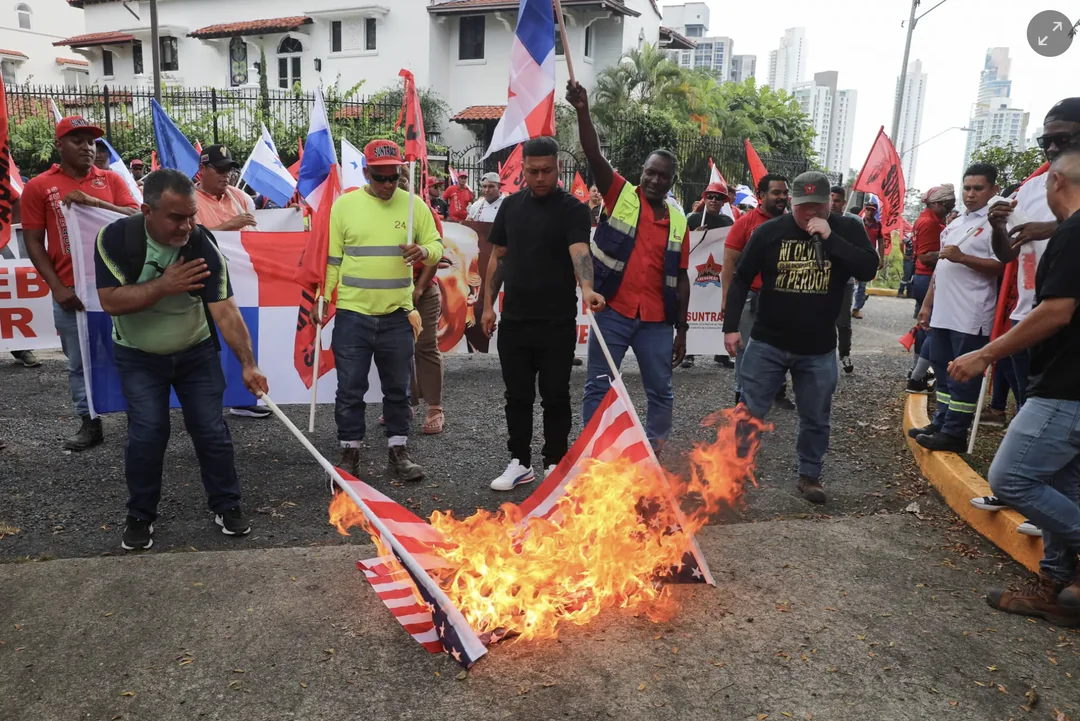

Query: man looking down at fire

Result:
[723,171,878,504]
[567,80,691,455]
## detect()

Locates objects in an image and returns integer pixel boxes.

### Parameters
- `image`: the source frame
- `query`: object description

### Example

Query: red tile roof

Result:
[189,16,313,39]
[429,0,639,18]
[659,26,696,50]
[56,57,89,66]
[0,49,28,59]
[53,31,135,47]
[451,105,506,122]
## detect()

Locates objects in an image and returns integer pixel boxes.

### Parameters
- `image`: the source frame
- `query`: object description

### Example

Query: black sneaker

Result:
[840,356,854,374]
[572,357,584,367]
[216,507,251,536]
[121,516,154,550]
[681,355,695,369]
[714,355,734,368]
[229,406,271,419]
[916,431,966,453]
[907,423,939,439]
[63,415,103,451]
[971,495,1007,511]
[906,377,930,394]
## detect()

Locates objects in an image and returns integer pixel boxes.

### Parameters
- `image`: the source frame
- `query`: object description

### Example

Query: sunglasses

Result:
[704,194,725,200]
[370,171,400,184]
[1036,131,1080,151]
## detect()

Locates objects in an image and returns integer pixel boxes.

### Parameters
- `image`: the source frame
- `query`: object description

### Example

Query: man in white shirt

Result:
[910,162,1005,452]
[467,172,504,222]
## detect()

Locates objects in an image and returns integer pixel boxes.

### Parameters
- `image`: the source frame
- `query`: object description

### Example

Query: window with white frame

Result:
[365,17,376,51]
[277,35,302,89]
[330,20,342,52]
[160,36,178,71]
[1,59,16,84]
[229,36,248,86]
[132,39,143,74]
[458,16,484,60]
[329,18,375,54]
[16,3,30,29]
[102,49,114,77]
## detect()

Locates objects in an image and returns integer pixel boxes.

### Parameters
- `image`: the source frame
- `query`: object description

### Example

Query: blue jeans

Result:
[991,358,1018,412]
[989,397,1080,582]
[740,339,838,478]
[911,274,933,356]
[583,308,673,447]
[853,281,868,311]
[929,327,988,438]
[52,298,88,416]
[113,338,241,522]
[333,308,414,444]
[999,319,1030,408]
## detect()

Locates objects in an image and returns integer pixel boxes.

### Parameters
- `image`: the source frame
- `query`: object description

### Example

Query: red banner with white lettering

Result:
[854,127,906,238]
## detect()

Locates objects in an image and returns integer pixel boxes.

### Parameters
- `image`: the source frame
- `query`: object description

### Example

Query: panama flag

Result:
[340,138,368,191]
[240,123,297,207]
[483,0,556,158]
[297,90,339,212]
[99,137,143,204]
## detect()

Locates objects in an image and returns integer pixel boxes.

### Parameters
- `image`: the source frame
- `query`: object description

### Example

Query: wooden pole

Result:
[553,0,576,84]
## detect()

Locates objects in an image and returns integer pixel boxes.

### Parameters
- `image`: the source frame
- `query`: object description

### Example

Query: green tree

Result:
[715,79,815,157]
[591,43,688,130]
[258,45,270,121]
[604,104,680,179]
[968,139,1043,189]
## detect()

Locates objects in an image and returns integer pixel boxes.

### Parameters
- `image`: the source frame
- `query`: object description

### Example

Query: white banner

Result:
[0,228,62,352]
[254,208,305,232]
[686,227,727,356]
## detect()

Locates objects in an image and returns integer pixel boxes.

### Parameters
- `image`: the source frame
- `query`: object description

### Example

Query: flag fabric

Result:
[194,140,203,155]
[498,144,525,193]
[64,204,379,416]
[48,97,63,124]
[293,165,340,388]
[744,139,768,190]
[288,138,303,181]
[707,159,736,220]
[0,79,18,251]
[395,69,427,174]
[733,184,757,207]
[854,127,906,239]
[99,137,143,204]
[570,172,588,202]
[341,138,368,190]
[240,133,297,208]
[150,151,159,172]
[483,0,556,158]
[297,91,338,211]
[150,99,200,178]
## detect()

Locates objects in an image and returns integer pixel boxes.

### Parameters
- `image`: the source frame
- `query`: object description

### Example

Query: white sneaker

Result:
[543,464,557,480]
[1016,521,1042,537]
[490,459,535,491]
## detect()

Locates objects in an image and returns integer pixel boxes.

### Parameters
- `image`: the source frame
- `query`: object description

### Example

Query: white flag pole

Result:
[966,368,991,455]
[308,293,324,433]
[406,160,416,245]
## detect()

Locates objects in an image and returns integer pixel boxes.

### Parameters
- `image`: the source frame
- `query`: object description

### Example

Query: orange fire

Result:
[330,406,769,642]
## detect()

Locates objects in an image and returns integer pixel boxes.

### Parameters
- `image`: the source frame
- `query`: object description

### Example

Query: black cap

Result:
[200,144,240,170]
[790,171,831,206]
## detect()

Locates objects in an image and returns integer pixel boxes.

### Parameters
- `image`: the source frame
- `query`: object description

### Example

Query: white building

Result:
[660,2,709,40]
[963,97,1029,172]
[977,47,1011,106]
[792,70,855,175]
[0,0,87,85]
[892,59,927,187]
[59,0,670,151]
[729,54,755,83]
[766,27,806,94]
[678,35,731,76]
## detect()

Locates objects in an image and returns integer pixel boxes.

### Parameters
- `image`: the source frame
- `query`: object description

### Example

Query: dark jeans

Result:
[911,273,933,356]
[498,319,575,468]
[835,281,853,358]
[929,327,989,439]
[991,319,1030,410]
[113,338,241,522]
[333,308,414,443]
[899,258,916,297]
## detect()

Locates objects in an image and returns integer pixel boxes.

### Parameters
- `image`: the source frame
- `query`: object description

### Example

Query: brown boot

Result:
[1060,577,1080,613]
[388,445,424,482]
[987,574,1080,627]
[797,475,827,504]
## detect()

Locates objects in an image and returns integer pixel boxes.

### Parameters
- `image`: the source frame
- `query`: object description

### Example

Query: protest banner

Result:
[685,228,727,355]
[0,249,61,352]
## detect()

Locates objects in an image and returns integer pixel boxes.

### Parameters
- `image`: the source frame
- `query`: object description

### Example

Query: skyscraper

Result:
[977,48,1012,105]
[892,59,928,186]
[962,48,1028,172]
[730,55,756,83]
[792,71,857,174]
[661,2,736,79]
[767,27,807,94]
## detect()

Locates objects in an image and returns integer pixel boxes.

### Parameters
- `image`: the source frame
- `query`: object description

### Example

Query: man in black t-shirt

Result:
[481,137,603,492]
[723,171,879,504]
[950,147,1080,626]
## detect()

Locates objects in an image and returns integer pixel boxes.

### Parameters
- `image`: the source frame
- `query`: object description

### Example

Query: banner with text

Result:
[686,227,727,355]
[0,231,62,352]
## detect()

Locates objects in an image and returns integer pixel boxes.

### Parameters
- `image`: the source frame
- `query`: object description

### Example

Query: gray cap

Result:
[791,171,831,206]
[481,172,500,184]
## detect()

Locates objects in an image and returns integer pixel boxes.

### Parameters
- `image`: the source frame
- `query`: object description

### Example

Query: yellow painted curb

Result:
[866,287,899,297]
[903,393,1042,573]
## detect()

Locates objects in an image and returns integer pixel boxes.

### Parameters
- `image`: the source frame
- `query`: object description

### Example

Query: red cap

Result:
[704,181,730,200]
[363,139,404,167]
[426,176,443,187]
[55,116,104,141]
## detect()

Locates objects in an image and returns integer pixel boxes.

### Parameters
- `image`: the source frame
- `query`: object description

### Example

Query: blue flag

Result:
[151,99,200,178]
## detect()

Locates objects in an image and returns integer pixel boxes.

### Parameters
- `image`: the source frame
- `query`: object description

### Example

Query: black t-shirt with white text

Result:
[1027,209,1080,400]
[488,187,591,322]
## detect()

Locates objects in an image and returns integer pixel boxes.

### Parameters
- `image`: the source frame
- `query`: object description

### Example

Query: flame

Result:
[330,406,769,642]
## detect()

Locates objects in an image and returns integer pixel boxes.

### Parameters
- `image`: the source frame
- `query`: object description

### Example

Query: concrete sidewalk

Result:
[3,515,1077,721]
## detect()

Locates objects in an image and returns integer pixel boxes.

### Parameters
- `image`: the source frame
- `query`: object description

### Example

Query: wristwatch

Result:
[676,322,690,332]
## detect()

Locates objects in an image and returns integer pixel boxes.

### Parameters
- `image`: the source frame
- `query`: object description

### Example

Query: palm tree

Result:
[591,43,688,130]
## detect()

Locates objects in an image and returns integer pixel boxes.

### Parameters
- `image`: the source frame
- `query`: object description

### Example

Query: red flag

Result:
[0,80,17,252]
[854,127,906,239]
[570,172,588,202]
[499,144,525,193]
[744,140,768,190]
[194,140,203,155]
[293,165,341,388]
[395,69,427,166]
[898,327,917,351]
[151,150,160,171]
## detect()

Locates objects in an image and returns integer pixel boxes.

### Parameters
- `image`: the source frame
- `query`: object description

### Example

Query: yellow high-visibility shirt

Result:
[324,187,443,316]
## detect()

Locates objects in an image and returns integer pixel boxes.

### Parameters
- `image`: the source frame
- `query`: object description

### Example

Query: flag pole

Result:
[967,368,991,454]
[308,293,323,433]
[584,309,715,585]
[553,0,576,84]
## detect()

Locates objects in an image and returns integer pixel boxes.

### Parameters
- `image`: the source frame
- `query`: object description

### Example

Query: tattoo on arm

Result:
[572,248,593,286]
[490,254,506,297]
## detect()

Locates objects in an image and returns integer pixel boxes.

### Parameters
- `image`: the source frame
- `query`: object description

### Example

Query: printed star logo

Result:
[691,566,703,579]
[694,253,722,288]
[450,648,462,663]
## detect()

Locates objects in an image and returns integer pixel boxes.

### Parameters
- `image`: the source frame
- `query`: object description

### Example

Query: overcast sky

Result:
[684,0,1071,191]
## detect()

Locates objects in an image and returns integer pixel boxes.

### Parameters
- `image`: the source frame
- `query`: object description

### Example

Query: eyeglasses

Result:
[1036,131,1080,151]
[370,172,400,184]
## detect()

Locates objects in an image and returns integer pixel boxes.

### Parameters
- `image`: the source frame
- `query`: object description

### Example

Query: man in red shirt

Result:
[22,117,139,450]
[720,173,795,408]
[907,184,955,393]
[442,172,474,222]
[568,81,690,449]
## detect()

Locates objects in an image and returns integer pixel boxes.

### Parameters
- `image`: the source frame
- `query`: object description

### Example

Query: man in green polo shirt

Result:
[95,169,268,551]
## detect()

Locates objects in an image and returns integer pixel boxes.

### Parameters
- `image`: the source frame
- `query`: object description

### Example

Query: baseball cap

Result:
[130,158,144,167]
[456,171,468,178]
[790,171,830,206]
[364,139,404,167]
[55,116,104,141]
[200,144,240,170]
[426,176,444,187]
[481,172,500,184]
